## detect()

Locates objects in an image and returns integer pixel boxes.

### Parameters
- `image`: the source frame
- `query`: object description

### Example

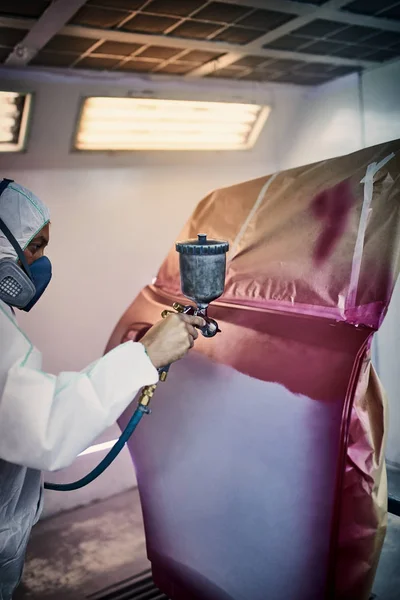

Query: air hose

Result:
[44,369,167,491]
[43,229,229,492]
[43,297,218,492]
[44,300,220,492]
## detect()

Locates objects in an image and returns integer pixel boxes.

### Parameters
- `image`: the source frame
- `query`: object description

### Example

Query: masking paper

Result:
[106,139,400,600]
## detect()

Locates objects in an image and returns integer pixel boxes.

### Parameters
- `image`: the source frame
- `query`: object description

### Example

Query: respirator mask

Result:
[0,178,52,311]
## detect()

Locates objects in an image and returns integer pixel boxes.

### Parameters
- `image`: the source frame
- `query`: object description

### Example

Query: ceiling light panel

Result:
[74,97,270,151]
[0,91,32,152]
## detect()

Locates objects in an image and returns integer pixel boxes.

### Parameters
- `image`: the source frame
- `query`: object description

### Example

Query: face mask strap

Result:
[0,179,33,280]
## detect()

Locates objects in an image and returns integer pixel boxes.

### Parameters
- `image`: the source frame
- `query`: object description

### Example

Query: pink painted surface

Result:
[107,139,400,599]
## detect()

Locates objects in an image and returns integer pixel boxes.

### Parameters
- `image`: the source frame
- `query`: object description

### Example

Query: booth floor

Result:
[15,484,400,600]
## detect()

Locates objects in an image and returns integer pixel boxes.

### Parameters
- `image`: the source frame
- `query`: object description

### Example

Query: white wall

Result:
[285,59,400,467]
[284,72,364,168]
[375,280,400,467]
[286,60,400,168]
[0,67,306,517]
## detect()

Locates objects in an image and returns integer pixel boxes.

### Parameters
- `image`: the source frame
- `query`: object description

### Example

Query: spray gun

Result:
[137,234,229,412]
[172,233,229,337]
[44,234,229,491]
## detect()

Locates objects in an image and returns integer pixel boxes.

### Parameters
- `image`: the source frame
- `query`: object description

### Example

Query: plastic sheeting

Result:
[106,139,400,600]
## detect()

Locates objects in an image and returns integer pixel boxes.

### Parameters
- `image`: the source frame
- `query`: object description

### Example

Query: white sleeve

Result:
[0,341,158,471]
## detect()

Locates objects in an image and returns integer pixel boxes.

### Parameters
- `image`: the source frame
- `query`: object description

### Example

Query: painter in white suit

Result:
[0,178,204,599]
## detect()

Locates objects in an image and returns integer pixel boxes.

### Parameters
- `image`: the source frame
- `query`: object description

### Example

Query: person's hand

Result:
[139,313,205,369]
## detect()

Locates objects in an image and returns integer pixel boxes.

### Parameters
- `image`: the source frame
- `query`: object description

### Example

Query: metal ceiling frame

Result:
[0,16,377,69]
[4,0,88,67]
[1,0,400,77]
[216,0,400,30]
[190,0,355,76]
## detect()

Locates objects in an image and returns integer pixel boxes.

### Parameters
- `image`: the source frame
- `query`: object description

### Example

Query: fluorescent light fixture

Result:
[75,97,270,151]
[79,439,118,457]
[0,91,32,152]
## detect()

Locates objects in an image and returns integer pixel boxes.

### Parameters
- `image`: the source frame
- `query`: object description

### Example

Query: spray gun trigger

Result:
[172,302,185,313]
[163,301,220,337]
[161,303,185,319]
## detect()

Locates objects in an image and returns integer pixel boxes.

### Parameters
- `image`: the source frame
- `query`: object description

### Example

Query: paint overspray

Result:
[312,180,356,264]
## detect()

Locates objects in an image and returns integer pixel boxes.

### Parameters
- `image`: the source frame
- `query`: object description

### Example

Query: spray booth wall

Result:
[0,59,399,518]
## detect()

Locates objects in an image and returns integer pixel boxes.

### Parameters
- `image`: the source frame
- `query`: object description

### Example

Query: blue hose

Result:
[44,405,148,491]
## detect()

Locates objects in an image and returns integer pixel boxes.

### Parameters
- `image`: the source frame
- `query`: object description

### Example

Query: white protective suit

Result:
[0,183,158,598]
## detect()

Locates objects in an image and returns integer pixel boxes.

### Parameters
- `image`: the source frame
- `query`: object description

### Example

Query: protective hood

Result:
[0,182,50,261]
